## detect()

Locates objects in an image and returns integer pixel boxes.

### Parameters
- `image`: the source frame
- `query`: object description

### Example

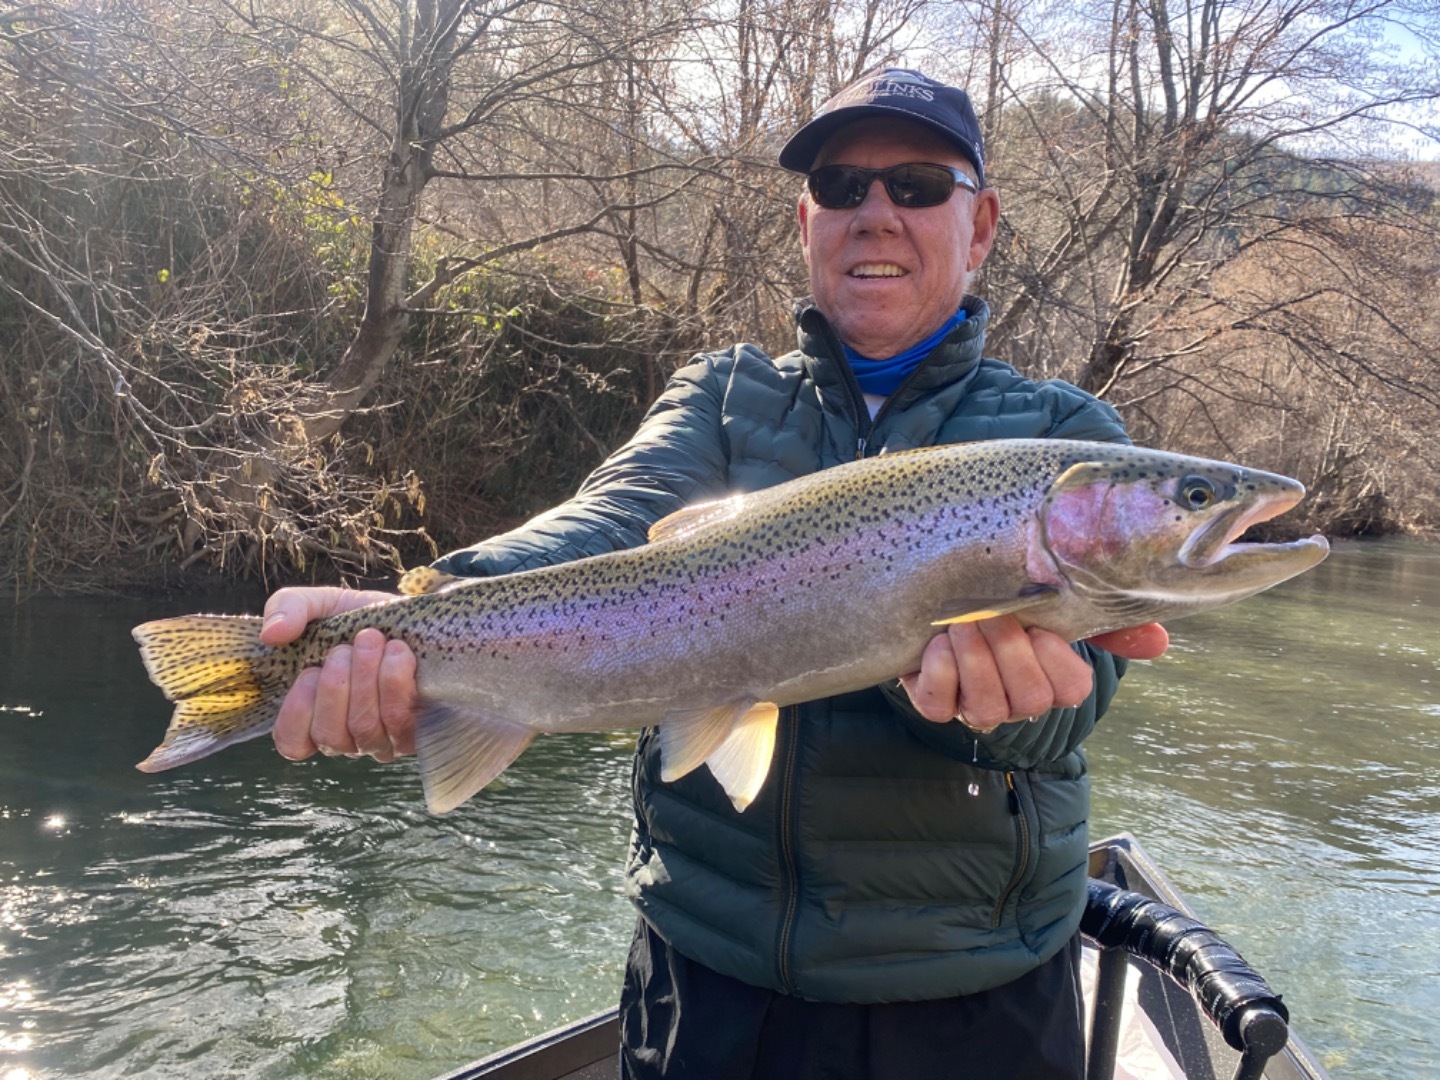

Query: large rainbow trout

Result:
[134,440,1328,814]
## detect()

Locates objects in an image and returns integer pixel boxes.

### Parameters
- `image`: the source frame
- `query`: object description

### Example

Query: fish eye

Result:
[1178,476,1217,510]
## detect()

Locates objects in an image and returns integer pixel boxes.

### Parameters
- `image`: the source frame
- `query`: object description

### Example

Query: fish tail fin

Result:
[132,615,293,771]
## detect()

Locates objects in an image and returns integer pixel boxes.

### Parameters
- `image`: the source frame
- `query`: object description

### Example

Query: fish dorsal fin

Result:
[930,585,1060,627]
[414,700,536,814]
[647,495,748,543]
[705,702,779,812]
[657,699,756,783]
[398,566,464,596]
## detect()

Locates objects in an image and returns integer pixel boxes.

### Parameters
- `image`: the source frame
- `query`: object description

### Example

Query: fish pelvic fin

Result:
[132,615,291,771]
[658,699,779,812]
[705,703,779,812]
[658,699,755,783]
[414,701,536,815]
[930,586,1060,627]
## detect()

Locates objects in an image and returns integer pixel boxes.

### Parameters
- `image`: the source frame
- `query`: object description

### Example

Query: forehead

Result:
[812,117,968,169]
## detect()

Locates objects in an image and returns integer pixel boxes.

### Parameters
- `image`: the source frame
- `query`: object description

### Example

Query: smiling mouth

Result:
[850,263,906,278]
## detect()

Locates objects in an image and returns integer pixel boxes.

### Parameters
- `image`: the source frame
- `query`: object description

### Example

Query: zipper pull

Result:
[1004,772,1021,815]
[855,436,867,460]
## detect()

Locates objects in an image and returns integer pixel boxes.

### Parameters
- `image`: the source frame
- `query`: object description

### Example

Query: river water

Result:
[1,539,1436,1079]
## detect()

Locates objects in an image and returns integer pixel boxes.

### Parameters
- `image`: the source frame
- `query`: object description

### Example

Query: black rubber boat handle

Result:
[1081,879,1290,1057]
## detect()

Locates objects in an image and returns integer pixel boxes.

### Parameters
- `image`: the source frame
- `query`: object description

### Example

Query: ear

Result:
[967,187,1000,272]
[797,193,812,265]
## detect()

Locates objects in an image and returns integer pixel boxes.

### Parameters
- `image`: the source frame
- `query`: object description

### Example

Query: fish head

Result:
[1033,447,1330,630]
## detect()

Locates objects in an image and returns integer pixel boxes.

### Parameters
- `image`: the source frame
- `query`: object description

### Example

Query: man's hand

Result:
[899,617,1169,730]
[260,587,419,763]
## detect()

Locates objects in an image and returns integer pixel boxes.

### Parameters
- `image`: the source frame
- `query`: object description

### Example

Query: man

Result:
[262,69,1167,1078]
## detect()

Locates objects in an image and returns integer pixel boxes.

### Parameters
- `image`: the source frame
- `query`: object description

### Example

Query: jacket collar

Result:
[793,295,990,415]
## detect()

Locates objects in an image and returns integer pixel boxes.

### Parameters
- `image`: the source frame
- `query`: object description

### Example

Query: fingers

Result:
[900,616,1096,731]
[274,668,322,761]
[311,644,359,756]
[378,639,419,757]
[899,634,961,723]
[266,617,419,763]
[333,630,419,762]
[260,588,316,647]
[957,621,1029,728]
[260,587,396,647]
[1025,628,1095,712]
[260,585,418,764]
[345,630,392,760]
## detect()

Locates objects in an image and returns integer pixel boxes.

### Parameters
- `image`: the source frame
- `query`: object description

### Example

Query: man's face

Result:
[798,118,999,359]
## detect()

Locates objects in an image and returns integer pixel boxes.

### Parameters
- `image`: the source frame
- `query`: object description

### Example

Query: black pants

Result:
[619,918,1085,1080]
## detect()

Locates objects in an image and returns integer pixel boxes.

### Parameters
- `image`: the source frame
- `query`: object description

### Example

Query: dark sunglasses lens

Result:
[808,164,959,209]
[809,166,870,209]
[885,165,955,207]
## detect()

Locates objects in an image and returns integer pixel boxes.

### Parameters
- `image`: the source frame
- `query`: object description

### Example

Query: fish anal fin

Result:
[705,702,779,812]
[647,496,748,544]
[658,699,757,783]
[414,700,536,815]
[931,586,1060,627]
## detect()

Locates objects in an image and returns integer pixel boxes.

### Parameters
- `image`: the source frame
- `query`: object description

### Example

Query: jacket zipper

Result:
[774,706,803,993]
[630,728,653,855]
[813,315,955,461]
[992,771,1031,928]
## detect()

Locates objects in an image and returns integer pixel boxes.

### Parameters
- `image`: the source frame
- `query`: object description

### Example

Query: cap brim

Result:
[779,106,897,172]
[778,104,982,182]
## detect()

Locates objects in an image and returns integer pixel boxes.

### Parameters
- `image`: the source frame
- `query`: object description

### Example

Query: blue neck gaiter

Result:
[841,307,968,396]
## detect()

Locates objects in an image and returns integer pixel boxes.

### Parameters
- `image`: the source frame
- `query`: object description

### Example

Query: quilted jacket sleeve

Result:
[433,352,732,578]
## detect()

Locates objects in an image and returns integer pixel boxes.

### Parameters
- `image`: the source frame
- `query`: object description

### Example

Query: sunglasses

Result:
[806,163,980,210]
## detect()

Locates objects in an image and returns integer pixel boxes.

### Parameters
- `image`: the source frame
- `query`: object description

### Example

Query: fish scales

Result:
[133,439,1329,813]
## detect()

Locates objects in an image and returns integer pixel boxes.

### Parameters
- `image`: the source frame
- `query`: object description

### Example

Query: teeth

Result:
[850,264,905,278]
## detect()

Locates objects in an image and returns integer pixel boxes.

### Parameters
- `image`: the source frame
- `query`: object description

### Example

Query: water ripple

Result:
[4,545,1439,1078]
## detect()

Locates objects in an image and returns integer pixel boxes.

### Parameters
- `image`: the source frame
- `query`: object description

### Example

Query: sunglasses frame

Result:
[806,163,980,210]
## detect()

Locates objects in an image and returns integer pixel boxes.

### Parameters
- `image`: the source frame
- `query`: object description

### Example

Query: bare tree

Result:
[943,0,1440,392]
[1,0,707,580]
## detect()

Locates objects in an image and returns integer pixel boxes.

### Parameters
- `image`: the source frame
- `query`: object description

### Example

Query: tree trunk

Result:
[297,3,459,444]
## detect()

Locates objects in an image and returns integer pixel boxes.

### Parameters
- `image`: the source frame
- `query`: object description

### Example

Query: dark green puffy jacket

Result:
[435,297,1131,1003]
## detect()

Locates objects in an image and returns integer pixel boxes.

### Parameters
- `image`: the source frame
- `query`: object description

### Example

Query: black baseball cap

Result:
[779,68,986,189]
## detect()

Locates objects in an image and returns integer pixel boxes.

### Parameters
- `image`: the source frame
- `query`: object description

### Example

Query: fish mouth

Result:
[1178,484,1328,571]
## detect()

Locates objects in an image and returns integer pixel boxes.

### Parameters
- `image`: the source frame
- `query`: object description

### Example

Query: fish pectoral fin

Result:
[646,496,748,543]
[658,699,757,783]
[705,702,779,812]
[930,586,1060,626]
[414,700,536,815]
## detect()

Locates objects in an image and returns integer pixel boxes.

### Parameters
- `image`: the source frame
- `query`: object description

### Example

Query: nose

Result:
[850,179,903,233]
